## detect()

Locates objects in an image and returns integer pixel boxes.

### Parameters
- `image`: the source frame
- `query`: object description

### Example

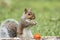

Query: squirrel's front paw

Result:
[33,21,37,25]
[31,20,37,25]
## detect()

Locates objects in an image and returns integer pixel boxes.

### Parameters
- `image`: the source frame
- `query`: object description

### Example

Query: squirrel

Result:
[0,8,37,39]
[17,8,37,40]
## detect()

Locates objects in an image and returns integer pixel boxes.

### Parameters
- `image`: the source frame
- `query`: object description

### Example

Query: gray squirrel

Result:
[0,8,37,39]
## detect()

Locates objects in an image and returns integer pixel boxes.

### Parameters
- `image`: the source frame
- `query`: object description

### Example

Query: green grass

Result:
[0,0,60,36]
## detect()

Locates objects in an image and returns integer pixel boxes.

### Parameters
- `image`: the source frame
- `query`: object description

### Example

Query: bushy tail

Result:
[0,19,18,38]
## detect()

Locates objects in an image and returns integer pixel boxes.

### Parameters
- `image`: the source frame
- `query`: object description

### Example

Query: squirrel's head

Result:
[21,8,35,20]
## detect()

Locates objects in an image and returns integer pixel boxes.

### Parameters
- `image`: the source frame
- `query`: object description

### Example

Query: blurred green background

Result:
[0,0,60,36]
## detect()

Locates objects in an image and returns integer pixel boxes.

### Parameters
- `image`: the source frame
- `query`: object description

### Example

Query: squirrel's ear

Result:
[24,8,28,14]
[28,8,32,11]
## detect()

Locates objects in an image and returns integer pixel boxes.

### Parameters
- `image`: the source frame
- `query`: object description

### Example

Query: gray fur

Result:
[0,19,18,38]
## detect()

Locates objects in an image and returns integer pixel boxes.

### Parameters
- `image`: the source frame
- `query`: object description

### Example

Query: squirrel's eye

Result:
[28,14,31,15]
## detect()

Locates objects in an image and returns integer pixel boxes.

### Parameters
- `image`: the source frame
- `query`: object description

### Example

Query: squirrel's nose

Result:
[32,17,35,19]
